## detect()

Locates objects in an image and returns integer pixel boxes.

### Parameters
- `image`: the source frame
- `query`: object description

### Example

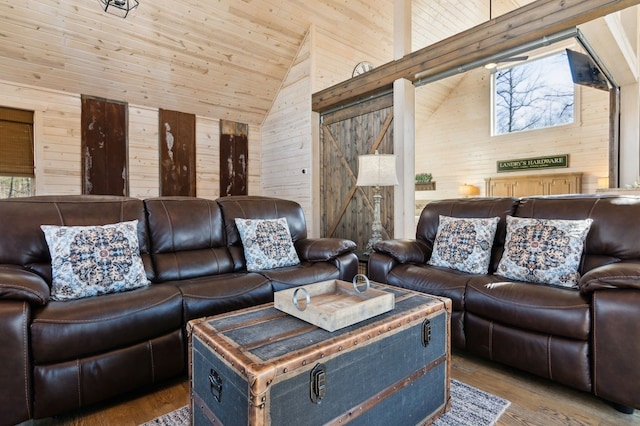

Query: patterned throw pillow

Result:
[428,215,500,274]
[235,217,300,272]
[41,220,150,301]
[496,216,593,287]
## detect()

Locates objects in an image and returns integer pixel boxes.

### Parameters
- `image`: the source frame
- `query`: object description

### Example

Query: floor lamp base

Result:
[364,188,384,255]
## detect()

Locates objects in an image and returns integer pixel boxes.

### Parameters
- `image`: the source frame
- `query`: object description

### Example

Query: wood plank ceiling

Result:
[0,0,531,126]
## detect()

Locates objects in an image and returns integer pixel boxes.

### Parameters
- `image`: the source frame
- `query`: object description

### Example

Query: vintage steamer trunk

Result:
[189,284,451,425]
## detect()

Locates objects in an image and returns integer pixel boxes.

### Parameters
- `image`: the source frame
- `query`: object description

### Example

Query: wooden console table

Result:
[485,172,582,197]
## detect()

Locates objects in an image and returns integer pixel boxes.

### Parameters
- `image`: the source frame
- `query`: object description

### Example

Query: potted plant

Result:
[415,173,432,183]
[415,173,435,190]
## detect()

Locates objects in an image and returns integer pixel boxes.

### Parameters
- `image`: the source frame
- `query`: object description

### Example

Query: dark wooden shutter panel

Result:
[81,96,128,195]
[159,109,196,196]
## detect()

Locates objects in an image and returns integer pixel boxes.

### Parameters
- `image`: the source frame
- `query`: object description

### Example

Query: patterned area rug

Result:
[141,379,510,426]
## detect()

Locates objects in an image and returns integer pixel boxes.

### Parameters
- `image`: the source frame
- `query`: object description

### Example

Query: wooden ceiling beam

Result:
[312,0,640,113]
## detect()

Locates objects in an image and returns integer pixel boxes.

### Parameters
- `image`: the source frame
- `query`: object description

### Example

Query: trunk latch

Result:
[209,369,223,402]
[310,363,327,404]
[422,319,431,347]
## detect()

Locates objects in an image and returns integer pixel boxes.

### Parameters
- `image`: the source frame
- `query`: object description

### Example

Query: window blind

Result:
[0,107,34,177]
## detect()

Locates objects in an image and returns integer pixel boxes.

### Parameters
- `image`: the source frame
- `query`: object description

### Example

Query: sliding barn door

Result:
[320,94,394,249]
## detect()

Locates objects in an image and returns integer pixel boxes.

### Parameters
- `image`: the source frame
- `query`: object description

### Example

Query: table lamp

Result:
[356,150,398,254]
[458,184,480,197]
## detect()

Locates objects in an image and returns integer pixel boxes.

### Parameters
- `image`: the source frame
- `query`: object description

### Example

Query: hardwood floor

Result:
[26,351,640,426]
[451,351,640,426]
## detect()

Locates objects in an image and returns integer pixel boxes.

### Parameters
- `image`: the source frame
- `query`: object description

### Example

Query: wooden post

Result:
[393,0,415,239]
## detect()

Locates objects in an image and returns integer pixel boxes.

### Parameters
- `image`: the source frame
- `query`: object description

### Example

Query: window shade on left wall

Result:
[0,107,34,177]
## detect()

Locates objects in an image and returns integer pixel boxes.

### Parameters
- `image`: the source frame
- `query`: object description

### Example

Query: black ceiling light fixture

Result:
[98,0,139,18]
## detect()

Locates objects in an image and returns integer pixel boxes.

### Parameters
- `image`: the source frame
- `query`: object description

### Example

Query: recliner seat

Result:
[369,195,640,412]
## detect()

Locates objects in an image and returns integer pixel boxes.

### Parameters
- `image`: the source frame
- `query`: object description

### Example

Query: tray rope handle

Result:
[292,287,311,311]
[352,274,370,293]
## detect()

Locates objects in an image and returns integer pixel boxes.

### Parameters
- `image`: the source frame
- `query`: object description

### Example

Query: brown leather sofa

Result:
[369,195,640,414]
[0,195,357,424]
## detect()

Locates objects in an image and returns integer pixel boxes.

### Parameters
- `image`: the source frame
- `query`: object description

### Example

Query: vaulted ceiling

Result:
[0,0,582,126]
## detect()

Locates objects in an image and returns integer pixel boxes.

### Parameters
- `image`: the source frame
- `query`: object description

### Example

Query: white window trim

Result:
[490,41,583,137]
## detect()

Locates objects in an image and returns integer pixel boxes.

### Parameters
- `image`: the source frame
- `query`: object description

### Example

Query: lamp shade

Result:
[356,152,398,187]
[458,184,480,197]
[597,176,609,189]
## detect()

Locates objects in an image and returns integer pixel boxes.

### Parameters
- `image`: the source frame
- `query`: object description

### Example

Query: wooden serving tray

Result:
[273,278,395,332]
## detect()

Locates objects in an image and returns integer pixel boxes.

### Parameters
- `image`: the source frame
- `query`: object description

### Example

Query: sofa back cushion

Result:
[515,195,640,273]
[41,220,151,300]
[144,197,235,281]
[217,196,307,270]
[417,198,519,272]
[0,195,152,283]
[496,215,593,287]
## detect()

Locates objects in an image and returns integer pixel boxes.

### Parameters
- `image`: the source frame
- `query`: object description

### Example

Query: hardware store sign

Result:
[497,154,568,172]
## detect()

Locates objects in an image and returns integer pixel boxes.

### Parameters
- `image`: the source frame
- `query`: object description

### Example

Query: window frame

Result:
[490,46,582,137]
[0,106,36,198]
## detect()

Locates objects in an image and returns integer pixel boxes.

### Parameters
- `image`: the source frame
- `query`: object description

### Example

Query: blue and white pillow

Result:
[496,216,593,287]
[234,217,300,271]
[428,215,500,274]
[41,220,150,301]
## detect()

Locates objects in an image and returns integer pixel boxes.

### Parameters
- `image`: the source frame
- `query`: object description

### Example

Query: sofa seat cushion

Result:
[259,261,341,292]
[384,264,471,311]
[465,276,590,340]
[32,330,185,419]
[174,272,273,322]
[465,312,592,392]
[383,264,475,349]
[31,284,183,365]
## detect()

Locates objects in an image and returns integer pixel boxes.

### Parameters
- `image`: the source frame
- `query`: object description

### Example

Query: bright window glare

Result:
[494,52,574,135]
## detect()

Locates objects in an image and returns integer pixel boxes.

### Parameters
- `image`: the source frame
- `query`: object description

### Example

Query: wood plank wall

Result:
[260,25,391,236]
[261,31,314,228]
[414,64,611,205]
[0,79,261,199]
[0,81,81,195]
[129,106,160,198]
[0,1,630,238]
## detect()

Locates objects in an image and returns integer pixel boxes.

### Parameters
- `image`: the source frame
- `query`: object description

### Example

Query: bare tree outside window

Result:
[0,177,32,198]
[494,52,574,135]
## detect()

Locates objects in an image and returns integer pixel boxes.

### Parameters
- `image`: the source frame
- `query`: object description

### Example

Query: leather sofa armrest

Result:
[295,238,356,262]
[368,252,398,283]
[579,261,640,294]
[0,300,32,424]
[0,265,50,305]
[330,252,358,282]
[590,290,640,409]
[373,239,430,264]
